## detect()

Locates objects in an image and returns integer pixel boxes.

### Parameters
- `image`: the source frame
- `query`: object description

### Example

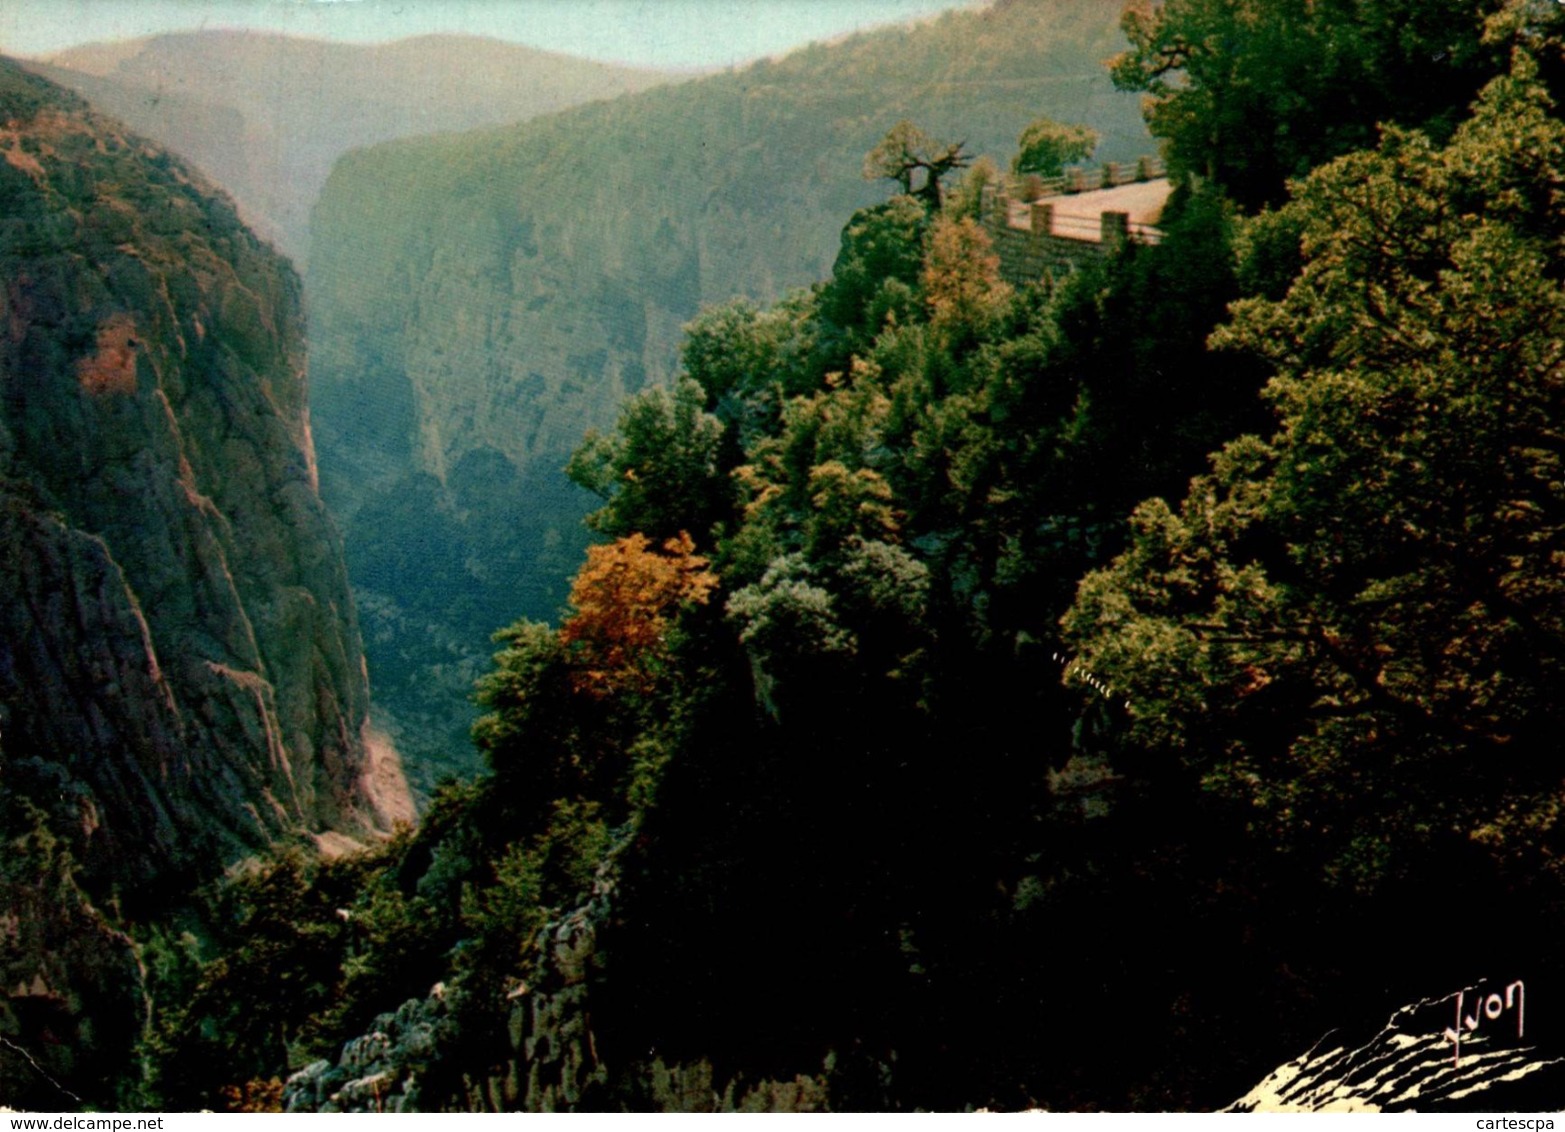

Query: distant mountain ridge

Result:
[22,30,676,262]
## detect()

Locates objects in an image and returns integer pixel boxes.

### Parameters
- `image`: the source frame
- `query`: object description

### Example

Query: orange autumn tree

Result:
[922,214,1009,341]
[558,531,718,698]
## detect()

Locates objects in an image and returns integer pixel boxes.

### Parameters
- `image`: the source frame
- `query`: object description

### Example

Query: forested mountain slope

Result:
[0,57,408,1106]
[23,31,672,263]
[306,0,1152,789]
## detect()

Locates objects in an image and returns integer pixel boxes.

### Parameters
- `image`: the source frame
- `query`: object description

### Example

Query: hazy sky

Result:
[0,0,981,69]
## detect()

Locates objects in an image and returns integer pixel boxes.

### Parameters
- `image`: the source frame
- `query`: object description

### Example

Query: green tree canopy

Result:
[566,378,729,543]
[1011,116,1098,178]
[1064,51,1565,892]
[817,194,928,354]
[1109,0,1536,210]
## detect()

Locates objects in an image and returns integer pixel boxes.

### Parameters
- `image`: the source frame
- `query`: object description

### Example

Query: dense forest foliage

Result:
[304,0,1151,795]
[131,0,1565,1112]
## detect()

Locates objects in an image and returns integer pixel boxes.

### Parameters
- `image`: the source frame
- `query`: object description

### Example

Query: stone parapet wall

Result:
[984,210,1116,282]
[979,159,1166,286]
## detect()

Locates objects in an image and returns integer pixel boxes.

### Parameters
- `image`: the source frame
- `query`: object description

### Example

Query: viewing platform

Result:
[980,158,1172,284]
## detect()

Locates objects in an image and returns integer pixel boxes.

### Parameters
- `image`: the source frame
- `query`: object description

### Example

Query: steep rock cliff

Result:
[0,55,414,1104]
[0,56,407,888]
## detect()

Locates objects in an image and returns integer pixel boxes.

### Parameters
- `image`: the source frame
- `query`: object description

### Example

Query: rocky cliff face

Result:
[0,56,408,888]
[0,55,411,1105]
